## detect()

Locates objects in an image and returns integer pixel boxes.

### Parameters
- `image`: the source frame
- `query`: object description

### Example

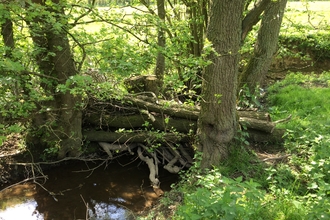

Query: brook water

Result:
[0,157,177,220]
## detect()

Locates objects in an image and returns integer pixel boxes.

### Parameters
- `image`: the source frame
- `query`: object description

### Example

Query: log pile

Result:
[82,93,288,189]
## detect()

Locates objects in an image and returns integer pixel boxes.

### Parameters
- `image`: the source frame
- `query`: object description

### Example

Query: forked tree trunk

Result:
[239,0,287,91]
[197,0,244,168]
[27,0,82,159]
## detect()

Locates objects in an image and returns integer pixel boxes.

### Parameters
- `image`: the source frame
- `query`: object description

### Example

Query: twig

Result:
[273,114,292,124]
[8,156,106,166]
[0,176,45,193]
[270,114,292,133]
[262,154,290,162]
[80,194,89,220]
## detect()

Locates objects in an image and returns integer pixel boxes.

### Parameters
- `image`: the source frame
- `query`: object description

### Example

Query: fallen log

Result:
[239,117,275,133]
[84,96,283,137]
[83,130,189,143]
[84,113,197,133]
[82,95,288,193]
[124,96,199,120]
[84,111,281,139]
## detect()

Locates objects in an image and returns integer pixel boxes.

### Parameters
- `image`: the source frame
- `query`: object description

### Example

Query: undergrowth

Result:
[140,71,330,220]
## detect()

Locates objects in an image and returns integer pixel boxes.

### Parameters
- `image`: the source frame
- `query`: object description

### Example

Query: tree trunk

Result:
[154,0,166,91]
[0,5,15,57]
[239,0,287,91]
[187,0,207,57]
[197,0,244,168]
[27,0,82,159]
[241,0,271,43]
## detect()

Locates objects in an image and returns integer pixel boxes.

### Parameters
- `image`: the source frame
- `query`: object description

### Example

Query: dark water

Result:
[0,157,177,220]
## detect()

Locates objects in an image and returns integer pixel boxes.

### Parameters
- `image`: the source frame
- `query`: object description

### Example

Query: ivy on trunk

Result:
[26,0,82,158]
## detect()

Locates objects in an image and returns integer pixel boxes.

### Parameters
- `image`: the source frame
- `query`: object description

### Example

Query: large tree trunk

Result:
[239,0,287,91]
[197,0,244,168]
[27,0,82,159]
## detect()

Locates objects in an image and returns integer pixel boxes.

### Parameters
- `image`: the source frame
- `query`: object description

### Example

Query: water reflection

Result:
[0,157,177,220]
[88,199,134,220]
[0,199,43,220]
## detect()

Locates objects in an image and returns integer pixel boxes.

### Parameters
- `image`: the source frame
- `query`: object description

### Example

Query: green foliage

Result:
[237,84,263,110]
[267,71,330,218]
[277,1,330,62]
[175,157,267,220]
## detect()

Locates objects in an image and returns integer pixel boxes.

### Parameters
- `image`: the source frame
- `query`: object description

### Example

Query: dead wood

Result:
[81,95,288,191]
[83,130,189,143]
[98,142,137,158]
[237,111,271,121]
[137,145,160,187]
[84,113,197,133]
[239,117,275,133]
[124,96,199,120]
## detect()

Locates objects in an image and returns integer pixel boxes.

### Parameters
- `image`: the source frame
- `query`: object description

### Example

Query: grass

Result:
[152,71,330,220]
[284,1,330,27]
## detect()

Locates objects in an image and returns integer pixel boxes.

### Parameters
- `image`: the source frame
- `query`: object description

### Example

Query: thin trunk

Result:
[241,0,271,43]
[154,0,166,92]
[239,0,287,91]
[1,10,15,57]
[198,0,244,168]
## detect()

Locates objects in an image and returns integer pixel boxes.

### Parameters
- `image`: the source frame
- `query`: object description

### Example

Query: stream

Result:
[0,156,177,220]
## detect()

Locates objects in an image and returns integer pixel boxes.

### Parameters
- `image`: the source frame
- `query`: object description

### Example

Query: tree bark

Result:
[84,112,197,133]
[197,0,244,168]
[27,0,82,158]
[239,0,288,91]
[154,0,166,91]
[241,0,271,43]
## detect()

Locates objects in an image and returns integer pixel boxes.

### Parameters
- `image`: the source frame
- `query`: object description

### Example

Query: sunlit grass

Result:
[284,1,330,30]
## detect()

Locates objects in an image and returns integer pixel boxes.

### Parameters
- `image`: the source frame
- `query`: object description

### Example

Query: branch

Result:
[69,1,96,28]
[98,142,136,158]
[21,70,59,81]
[273,114,292,124]
[137,145,160,187]
[241,0,271,43]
